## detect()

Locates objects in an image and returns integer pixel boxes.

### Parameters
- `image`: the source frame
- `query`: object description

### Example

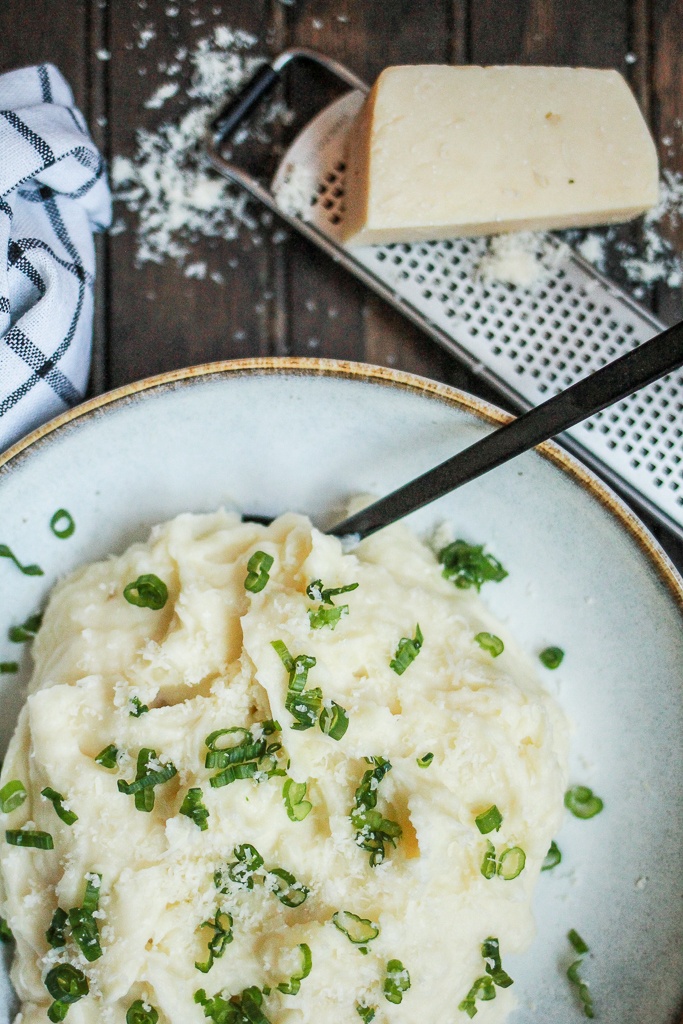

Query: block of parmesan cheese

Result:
[342,65,659,246]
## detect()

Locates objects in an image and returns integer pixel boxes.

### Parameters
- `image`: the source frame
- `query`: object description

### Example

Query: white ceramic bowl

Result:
[0,359,681,1024]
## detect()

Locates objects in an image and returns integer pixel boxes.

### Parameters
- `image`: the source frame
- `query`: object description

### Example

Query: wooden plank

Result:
[0,0,88,102]
[107,1,273,388]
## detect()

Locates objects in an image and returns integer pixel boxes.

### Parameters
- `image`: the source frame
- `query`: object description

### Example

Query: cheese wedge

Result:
[342,65,659,246]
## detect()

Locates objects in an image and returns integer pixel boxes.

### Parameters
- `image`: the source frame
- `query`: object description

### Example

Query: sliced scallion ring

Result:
[480,839,496,880]
[332,910,379,945]
[277,942,312,995]
[474,632,504,657]
[0,543,43,577]
[319,700,349,741]
[539,645,564,669]
[123,574,168,610]
[416,752,434,768]
[0,662,18,674]
[46,907,68,948]
[126,999,159,1024]
[0,779,27,813]
[542,839,562,871]
[269,867,309,907]
[389,624,423,675]
[283,778,312,822]
[0,916,13,943]
[41,788,78,826]
[475,805,503,834]
[94,745,118,770]
[564,785,604,819]
[50,510,75,539]
[179,788,210,831]
[6,828,53,849]
[356,1005,376,1023]
[497,846,526,880]
[568,929,589,955]
[244,550,274,594]
[383,959,411,1004]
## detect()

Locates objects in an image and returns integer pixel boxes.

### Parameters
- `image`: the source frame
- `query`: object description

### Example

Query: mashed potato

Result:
[0,511,569,1024]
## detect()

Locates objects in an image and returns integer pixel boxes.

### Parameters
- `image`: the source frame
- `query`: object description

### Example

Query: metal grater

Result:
[206,49,683,540]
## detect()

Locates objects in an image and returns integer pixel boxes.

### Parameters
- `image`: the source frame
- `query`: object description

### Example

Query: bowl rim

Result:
[1,355,681,610]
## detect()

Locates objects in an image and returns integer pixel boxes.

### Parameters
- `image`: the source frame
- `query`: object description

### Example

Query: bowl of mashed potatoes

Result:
[0,358,681,1024]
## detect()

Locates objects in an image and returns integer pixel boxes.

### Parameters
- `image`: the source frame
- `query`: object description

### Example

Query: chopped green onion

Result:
[542,839,562,871]
[204,727,264,768]
[6,828,53,849]
[9,612,42,643]
[41,788,78,826]
[244,550,274,594]
[180,788,210,831]
[497,846,526,880]
[568,929,589,955]
[272,641,326,731]
[565,785,603,819]
[0,916,13,943]
[390,624,423,675]
[416,752,434,768]
[195,986,272,1024]
[319,700,349,741]
[480,840,497,880]
[475,805,503,834]
[474,632,504,657]
[0,779,27,813]
[46,907,68,948]
[68,874,103,962]
[209,761,257,789]
[283,778,312,822]
[195,910,233,973]
[0,662,18,674]
[482,937,513,988]
[309,604,349,630]
[332,910,379,945]
[277,942,312,995]
[306,579,359,604]
[117,749,177,811]
[95,744,119,769]
[271,639,294,671]
[128,696,149,717]
[50,510,75,539]
[567,958,594,1018]
[384,959,411,1004]
[351,757,402,867]
[356,1005,376,1023]
[269,867,310,907]
[439,540,507,591]
[123,574,168,610]
[540,646,564,669]
[458,976,496,1018]
[223,843,264,890]
[126,999,159,1024]
[45,964,89,1021]
[0,543,43,576]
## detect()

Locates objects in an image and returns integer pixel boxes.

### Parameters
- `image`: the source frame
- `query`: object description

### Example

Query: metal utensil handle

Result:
[209,47,368,147]
[331,320,683,539]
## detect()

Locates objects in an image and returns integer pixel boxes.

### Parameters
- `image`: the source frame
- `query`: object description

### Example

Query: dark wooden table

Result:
[1,0,682,562]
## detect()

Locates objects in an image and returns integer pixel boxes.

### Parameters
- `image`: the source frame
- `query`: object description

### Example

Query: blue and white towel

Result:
[0,63,111,452]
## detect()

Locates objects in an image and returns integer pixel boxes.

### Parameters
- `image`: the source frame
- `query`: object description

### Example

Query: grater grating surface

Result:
[271,89,683,537]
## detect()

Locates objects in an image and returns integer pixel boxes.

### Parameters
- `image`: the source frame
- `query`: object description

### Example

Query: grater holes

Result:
[300,136,681,526]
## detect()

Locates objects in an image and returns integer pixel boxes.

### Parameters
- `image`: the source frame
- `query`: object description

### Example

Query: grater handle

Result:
[210,63,282,145]
[331,320,683,539]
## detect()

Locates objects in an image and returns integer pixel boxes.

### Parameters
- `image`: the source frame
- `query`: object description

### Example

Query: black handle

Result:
[210,63,281,145]
[330,319,683,539]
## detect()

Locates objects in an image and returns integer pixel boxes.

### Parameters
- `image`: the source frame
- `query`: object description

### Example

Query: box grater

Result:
[205,48,683,540]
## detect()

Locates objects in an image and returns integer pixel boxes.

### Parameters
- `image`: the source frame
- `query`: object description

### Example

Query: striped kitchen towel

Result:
[0,63,111,452]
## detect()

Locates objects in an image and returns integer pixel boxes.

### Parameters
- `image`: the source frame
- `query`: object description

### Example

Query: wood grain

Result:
[106,0,274,388]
